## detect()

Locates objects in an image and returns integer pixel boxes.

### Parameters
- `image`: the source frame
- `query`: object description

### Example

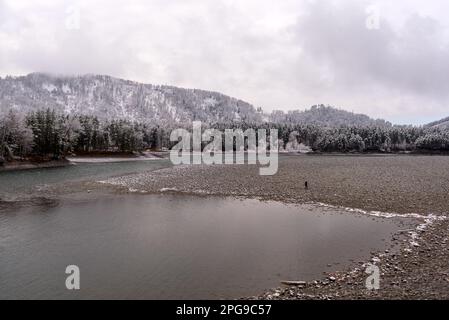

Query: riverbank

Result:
[252,217,449,300]
[100,154,449,214]
[0,159,72,172]
[95,154,449,299]
[0,152,170,171]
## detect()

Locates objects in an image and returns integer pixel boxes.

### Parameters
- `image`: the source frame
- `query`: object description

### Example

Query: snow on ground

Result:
[67,156,162,163]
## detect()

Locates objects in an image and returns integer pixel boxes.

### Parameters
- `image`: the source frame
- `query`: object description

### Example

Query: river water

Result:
[0,159,172,198]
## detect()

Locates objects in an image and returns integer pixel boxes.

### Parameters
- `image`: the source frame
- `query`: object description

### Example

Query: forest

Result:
[1,108,449,164]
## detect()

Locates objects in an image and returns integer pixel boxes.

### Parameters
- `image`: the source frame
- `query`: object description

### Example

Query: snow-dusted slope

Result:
[270,105,391,127]
[0,73,393,128]
[0,73,262,125]
[426,117,449,129]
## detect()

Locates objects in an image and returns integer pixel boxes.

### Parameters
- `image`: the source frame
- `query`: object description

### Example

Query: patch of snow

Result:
[62,84,71,94]
[67,157,161,163]
[42,83,57,92]
[160,188,179,192]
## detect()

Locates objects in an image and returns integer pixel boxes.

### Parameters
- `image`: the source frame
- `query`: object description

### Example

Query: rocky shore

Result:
[252,218,449,300]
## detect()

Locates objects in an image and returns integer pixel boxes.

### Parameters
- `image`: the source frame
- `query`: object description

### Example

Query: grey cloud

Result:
[0,0,449,124]
[292,1,449,111]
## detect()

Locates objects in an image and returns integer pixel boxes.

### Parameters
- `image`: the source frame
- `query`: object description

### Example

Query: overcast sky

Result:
[1,0,448,124]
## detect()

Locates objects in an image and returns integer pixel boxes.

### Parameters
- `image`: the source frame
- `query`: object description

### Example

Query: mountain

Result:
[269,105,391,127]
[425,116,449,129]
[0,73,262,125]
[0,73,390,128]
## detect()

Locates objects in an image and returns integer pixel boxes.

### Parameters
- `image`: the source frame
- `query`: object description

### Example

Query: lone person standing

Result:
[305,181,309,190]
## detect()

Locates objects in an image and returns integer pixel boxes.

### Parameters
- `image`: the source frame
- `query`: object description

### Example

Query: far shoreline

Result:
[0,151,170,172]
[0,159,72,172]
[1,149,448,173]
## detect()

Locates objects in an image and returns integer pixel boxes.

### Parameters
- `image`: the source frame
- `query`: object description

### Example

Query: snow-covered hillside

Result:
[0,73,393,128]
[270,105,391,127]
[0,73,262,125]
[426,117,449,129]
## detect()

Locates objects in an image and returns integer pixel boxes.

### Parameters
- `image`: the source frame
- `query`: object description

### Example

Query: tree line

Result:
[213,122,449,153]
[2,108,449,164]
[0,109,171,163]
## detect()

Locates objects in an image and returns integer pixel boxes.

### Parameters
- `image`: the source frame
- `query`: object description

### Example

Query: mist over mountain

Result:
[0,73,392,128]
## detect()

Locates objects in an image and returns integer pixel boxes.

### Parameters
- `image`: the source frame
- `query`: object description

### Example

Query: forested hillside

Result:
[270,105,390,128]
[2,108,449,165]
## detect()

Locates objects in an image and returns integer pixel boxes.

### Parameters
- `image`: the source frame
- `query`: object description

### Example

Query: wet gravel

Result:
[102,154,449,215]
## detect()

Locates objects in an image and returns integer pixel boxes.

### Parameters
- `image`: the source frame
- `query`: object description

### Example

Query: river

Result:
[0,160,410,299]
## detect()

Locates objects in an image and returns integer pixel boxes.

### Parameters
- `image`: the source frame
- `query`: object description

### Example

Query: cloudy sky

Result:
[1,0,448,124]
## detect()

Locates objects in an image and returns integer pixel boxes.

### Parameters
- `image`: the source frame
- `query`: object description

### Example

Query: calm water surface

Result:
[0,192,406,300]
